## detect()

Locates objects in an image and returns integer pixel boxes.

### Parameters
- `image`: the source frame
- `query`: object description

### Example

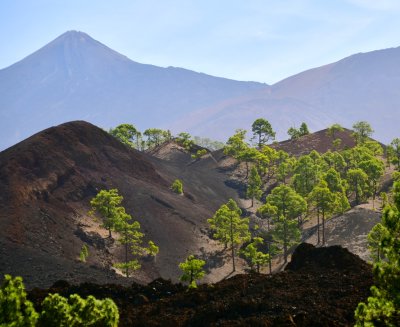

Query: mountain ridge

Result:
[1,30,400,150]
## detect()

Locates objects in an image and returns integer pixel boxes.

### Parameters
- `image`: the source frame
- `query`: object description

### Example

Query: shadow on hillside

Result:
[224,179,247,198]
[198,247,226,273]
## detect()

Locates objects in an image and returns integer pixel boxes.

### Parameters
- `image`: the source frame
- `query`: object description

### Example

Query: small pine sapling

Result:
[79,244,89,262]
[171,179,184,194]
[179,255,206,289]
[241,237,270,273]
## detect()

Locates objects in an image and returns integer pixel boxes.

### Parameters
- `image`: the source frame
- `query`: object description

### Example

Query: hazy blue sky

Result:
[1,0,400,84]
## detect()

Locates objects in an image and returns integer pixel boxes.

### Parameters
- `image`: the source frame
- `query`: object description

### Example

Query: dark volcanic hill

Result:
[0,121,238,288]
[0,31,265,150]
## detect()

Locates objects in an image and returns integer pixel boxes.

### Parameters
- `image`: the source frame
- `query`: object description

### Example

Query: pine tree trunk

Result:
[230,218,235,272]
[317,209,320,245]
[267,242,272,274]
[322,209,325,246]
[283,220,288,263]
[125,241,129,278]
[231,245,235,272]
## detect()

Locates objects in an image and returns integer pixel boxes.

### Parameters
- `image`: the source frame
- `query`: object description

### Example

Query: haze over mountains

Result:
[1,30,400,150]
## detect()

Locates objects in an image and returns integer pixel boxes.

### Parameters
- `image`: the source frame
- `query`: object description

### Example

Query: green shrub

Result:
[39,293,119,327]
[171,179,184,194]
[79,244,89,262]
[191,149,208,159]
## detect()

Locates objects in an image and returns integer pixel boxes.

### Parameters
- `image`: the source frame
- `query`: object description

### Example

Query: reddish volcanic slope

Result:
[270,127,357,156]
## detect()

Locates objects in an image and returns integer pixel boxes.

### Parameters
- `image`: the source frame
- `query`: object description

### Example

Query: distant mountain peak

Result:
[50,30,101,48]
[0,31,265,150]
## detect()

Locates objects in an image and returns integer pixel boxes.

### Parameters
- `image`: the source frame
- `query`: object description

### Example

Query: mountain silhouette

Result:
[0,31,265,150]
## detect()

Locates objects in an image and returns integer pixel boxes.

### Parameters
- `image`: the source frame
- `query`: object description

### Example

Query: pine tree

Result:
[241,237,270,273]
[367,223,388,263]
[114,207,158,277]
[251,118,275,147]
[309,181,337,245]
[89,189,124,238]
[355,182,400,326]
[359,158,385,208]
[347,168,369,205]
[109,123,141,149]
[265,185,306,262]
[246,166,263,207]
[272,215,301,263]
[179,255,206,288]
[208,199,250,272]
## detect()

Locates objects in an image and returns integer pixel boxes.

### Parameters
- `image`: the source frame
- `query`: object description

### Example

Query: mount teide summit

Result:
[0,31,264,150]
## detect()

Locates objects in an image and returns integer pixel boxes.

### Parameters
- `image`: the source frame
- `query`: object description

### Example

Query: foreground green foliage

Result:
[355,182,400,326]
[39,293,119,327]
[0,275,119,327]
[179,255,206,288]
[0,275,38,326]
